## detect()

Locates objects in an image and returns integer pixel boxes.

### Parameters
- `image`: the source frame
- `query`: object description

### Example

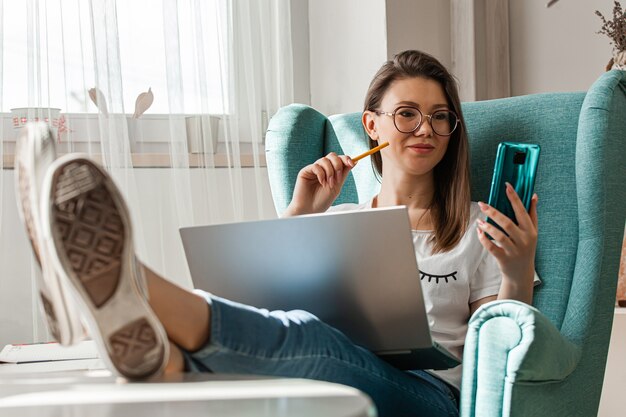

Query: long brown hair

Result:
[363,50,471,253]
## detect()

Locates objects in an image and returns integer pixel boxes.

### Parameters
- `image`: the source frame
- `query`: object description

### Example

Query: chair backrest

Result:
[265,104,380,211]
[266,70,626,351]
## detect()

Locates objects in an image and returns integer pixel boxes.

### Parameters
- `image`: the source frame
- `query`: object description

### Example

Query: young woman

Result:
[19,50,538,417]
[282,48,538,403]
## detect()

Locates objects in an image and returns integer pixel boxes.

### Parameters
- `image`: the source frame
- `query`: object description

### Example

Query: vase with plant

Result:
[596,1,626,71]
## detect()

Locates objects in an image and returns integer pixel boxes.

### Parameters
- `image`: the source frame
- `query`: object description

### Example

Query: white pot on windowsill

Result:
[11,107,61,140]
[185,115,219,154]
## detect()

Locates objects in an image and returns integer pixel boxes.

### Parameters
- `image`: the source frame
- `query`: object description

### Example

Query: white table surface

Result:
[0,370,375,417]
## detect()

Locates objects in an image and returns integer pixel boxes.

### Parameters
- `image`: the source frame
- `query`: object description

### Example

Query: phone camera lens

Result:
[513,151,526,165]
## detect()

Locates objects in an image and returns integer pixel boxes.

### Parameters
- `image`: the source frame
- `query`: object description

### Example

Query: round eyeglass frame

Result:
[374,106,460,136]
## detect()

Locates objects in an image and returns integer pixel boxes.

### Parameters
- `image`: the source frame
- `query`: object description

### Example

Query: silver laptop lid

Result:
[179,206,433,352]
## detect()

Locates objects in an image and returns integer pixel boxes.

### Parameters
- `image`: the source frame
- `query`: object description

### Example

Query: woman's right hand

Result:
[283,152,356,216]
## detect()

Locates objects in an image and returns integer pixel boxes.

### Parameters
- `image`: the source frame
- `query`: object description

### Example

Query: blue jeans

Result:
[182,292,459,417]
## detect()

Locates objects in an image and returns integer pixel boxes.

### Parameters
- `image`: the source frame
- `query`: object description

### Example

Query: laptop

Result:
[179,206,460,370]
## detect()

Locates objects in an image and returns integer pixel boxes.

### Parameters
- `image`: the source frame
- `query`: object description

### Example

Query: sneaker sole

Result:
[43,156,168,379]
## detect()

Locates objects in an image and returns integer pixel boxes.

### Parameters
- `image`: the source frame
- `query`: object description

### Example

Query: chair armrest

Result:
[461,300,581,417]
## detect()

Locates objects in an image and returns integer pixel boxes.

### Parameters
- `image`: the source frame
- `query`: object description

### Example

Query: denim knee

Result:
[190,293,346,360]
[259,308,345,357]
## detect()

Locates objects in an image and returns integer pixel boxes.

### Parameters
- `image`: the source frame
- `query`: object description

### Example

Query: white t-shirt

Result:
[327,200,539,390]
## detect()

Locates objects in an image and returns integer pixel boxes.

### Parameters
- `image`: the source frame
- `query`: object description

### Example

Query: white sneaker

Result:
[41,155,168,379]
[14,123,85,346]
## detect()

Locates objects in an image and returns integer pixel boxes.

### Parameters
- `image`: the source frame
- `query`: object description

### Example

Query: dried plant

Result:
[88,87,108,116]
[133,87,154,119]
[596,1,626,53]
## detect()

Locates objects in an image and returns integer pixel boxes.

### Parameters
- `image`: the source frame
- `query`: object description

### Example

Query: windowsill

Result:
[2,142,267,169]
[2,113,269,168]
[2,151,266,169]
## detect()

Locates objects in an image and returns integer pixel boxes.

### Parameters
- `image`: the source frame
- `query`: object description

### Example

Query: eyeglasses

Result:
[374,106,459,136]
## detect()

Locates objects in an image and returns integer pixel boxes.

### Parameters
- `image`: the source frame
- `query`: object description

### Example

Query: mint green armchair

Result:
[265,70,626,417]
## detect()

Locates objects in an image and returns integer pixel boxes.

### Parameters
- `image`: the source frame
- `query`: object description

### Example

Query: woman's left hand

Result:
[476,182,538,289]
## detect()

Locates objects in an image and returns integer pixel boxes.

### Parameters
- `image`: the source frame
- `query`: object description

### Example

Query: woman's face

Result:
[366,76,452,178]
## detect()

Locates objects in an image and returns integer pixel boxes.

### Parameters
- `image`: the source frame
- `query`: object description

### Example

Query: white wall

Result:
[384,0,612,100]
[509,0,614,96]
[308,0,388,116]
[306,0,616,113]
[290,0,311,105]
[385,0,451,69]
[308,0,615,104]
[307,0,456,117]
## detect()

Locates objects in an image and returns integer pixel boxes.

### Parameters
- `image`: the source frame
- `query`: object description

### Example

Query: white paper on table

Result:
[0,340,98,363]
[0,358,106,374]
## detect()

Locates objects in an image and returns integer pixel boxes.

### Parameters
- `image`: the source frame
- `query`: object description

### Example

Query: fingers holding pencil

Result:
[310,152,355,188]
[302,141,390,190]
[284,143,389,216]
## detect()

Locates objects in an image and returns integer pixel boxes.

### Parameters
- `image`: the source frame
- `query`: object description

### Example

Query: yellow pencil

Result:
[351,141,389,163]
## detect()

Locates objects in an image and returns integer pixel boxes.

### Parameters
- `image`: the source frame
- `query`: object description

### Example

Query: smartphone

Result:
[486,142,540,235]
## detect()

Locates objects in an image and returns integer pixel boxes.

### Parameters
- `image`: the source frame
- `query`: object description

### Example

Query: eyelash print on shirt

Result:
[419,270,458,283]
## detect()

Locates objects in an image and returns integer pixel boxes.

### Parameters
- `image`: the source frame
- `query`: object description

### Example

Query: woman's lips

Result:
[407,144,435,154]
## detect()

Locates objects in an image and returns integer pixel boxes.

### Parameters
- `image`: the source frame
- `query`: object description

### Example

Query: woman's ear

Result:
[362,111,379,141]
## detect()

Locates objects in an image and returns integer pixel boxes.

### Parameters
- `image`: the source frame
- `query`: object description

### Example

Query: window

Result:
[0,0,288,167]
[2,0,227,115]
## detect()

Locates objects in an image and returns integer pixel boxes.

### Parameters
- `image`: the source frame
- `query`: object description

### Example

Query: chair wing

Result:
[265,70,626,417]
[461,70,625,417]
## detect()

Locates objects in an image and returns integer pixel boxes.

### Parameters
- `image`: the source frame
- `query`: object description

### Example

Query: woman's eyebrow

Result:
[395,101,449,109]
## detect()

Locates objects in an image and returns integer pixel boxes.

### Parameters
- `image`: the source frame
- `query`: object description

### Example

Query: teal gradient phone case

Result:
[486,142,540,234]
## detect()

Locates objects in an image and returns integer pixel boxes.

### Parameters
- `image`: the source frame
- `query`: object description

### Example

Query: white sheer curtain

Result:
[0,0,293,346]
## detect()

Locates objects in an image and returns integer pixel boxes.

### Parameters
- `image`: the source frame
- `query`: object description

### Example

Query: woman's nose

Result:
[413,116,434,136]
